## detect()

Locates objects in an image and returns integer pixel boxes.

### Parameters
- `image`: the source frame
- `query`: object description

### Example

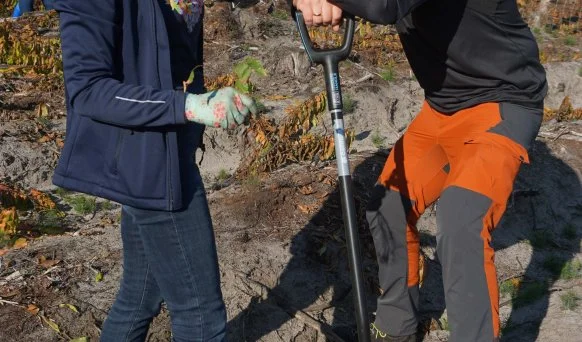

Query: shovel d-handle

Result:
[295,11,355,112]
[295,11,355,65]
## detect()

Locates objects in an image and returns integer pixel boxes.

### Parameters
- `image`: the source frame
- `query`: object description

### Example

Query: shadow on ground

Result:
[227,139,582,341]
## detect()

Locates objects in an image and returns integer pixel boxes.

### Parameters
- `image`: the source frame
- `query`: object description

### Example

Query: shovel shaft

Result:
[338,175,370,342]
[325,65,371,342]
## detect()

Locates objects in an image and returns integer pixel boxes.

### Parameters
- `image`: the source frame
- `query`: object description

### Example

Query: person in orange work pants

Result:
[290,0,547,340]
[366,101,542,341]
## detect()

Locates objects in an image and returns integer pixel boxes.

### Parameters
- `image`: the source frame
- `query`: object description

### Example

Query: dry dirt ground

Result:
[1,2,582,342]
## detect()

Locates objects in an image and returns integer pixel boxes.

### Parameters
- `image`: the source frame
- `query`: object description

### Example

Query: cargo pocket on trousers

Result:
[458,132,528,204]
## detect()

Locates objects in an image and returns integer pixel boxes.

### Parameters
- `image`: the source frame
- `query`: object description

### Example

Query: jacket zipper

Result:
[166,133,174,210]
[112,130,124,174]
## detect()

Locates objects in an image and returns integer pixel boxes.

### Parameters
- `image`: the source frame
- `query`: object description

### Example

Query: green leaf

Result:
[233,63,249,79]
[59,303,79,314]
[234,80,250,94]
[255,68,267,77]
[234,79,243,92]
[240,68,252,82]
[251,65,267,77]
[186,69,196,84]
[245,58,267,76]
[311,116,318,127]
[70,338,89,342]
[168,0,180,12]
[95,272,103,282]
[41,315,60,333]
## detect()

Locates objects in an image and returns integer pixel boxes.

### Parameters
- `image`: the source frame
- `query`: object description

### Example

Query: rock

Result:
[544,62,582,109]
[275,49,312,78]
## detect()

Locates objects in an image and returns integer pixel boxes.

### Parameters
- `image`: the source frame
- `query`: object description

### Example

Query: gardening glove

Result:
[185,87,257,129]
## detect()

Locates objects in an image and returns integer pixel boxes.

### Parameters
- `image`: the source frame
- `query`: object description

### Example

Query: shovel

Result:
[294,12,370,342]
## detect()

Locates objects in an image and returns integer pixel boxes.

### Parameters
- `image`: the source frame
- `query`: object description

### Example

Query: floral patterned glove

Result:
[185,87,257,129]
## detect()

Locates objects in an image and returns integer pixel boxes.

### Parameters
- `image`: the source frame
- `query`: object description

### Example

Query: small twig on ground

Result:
[275,330,285,341]
[553,128,571,141]
[43,266,60,275]
[550,280,582,292]
[41,314,72,340]
[207,41,240,50]
[0,298,21,306]
[85,264,100,275]
[231,269,346,342]
[500,298,514,308]
[515,256,525,271]
[348,61,384,79]
[67,296,109,315]
[305,286,352,313]
[204,132,220,150]
[344,73,374,86]
[538,130,582,142]
[304,302,334,313]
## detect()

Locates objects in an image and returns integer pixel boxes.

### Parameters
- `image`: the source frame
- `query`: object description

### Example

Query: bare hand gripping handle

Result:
[295,11,355,64]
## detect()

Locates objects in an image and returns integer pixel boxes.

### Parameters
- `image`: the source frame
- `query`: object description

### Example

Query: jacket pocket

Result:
[56,114,82,177]
[114,130,167,199]
[111,129,126,174]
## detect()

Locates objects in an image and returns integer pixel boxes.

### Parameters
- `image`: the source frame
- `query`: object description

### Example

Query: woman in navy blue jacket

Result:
[53,0,256,341]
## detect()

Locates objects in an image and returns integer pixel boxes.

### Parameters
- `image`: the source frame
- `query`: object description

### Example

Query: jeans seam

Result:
[169,211,204,341]
[124,264,151,342]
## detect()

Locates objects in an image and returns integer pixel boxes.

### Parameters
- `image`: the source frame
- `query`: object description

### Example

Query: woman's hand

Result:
[185,87,257,129]
[293,0,343,31]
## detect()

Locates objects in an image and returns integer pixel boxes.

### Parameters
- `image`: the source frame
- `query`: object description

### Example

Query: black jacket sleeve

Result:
[328,0,429,25]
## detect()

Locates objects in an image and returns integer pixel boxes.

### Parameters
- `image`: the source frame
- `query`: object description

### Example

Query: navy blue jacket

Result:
[52,0,205,211]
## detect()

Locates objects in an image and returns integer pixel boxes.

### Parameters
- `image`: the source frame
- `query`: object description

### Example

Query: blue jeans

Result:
[100,164,226,341]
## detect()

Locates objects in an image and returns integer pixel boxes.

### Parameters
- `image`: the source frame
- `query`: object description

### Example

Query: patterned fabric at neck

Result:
[166,0,204,32]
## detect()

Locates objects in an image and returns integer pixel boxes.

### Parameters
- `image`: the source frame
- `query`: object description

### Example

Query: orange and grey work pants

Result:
[366,102,542,341]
